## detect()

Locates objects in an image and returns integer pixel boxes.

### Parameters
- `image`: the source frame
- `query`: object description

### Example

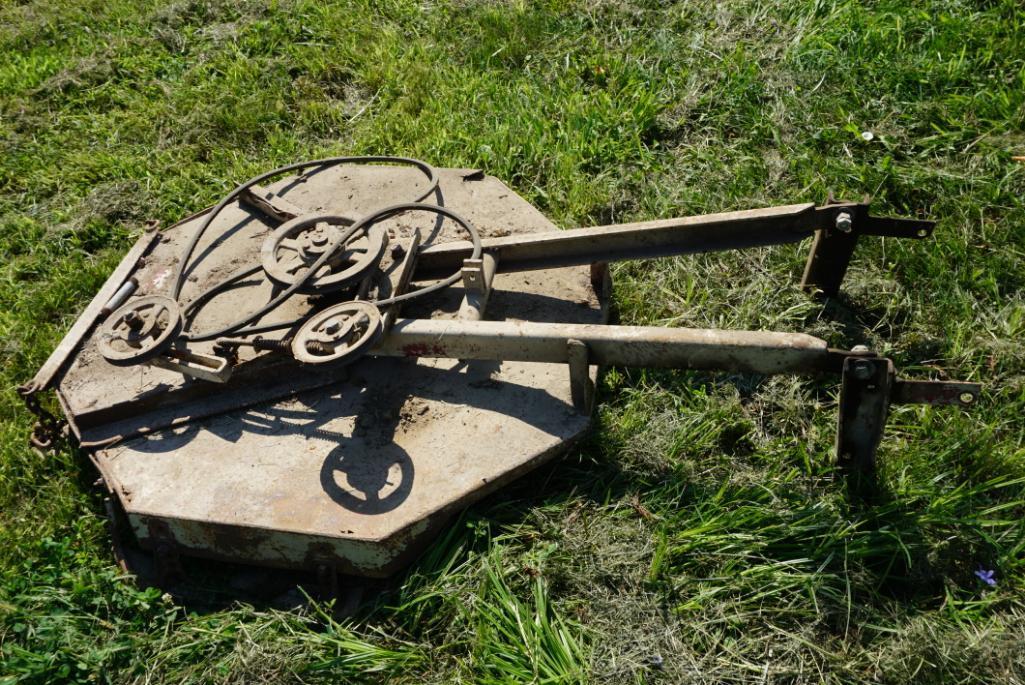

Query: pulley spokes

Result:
[261,213,388,293]
[291,300,383,365]
[97,295,182,366]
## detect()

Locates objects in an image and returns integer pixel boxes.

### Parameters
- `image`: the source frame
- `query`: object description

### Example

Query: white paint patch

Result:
[150,267,172,290]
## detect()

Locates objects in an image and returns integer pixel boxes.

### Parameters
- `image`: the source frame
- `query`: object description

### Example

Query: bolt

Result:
[307,340,334,354]
[835,212,853,233]
[851,344,871,354]
[251,337,291,352]
[311,227,329,247]
[123,310,144,330]
[851,359,874,381]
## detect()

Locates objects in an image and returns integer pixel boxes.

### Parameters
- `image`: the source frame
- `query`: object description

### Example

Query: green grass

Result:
[2,0,1025,682]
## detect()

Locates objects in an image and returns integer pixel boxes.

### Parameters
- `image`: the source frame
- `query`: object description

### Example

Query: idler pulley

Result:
[291,300,383,365]
[261,213,388,293]
[97,295,182,366]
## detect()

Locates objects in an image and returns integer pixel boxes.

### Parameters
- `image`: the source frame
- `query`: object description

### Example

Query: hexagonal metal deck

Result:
[57,166,603,577]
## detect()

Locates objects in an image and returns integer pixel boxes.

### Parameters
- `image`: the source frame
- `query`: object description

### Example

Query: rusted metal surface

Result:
[291,301,384,365]
[22,227,161,394]
[415,203,817,276]
[800,221,860,297]
[27,158,971,582]
[131,509,443,577]
[836,357,894,473]
[892,379,980,406]
[414,201,934,279]
[239,183,312,224]
[375,319,830,375]
[65,166,602,576]
[60,168,593,434]
[96,295,182,366]
[566,339,592,412]
[458,252,498,320]
[800,201,933,296]
[106,351,594,575]
[382,228,422,331]
[149,347,232,383]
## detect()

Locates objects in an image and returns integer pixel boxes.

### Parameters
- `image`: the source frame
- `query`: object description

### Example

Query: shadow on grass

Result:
[67,324,1000,626]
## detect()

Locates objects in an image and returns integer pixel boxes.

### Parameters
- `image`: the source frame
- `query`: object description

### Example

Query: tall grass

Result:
[2,0,1024,682]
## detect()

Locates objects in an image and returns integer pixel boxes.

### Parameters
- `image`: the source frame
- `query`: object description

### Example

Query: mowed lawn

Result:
[2,0,1024,682]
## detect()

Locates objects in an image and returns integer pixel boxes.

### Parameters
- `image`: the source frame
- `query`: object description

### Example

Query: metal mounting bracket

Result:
[566,338,593,412]
[459,253,498,321]
[801,219,860,297]
[149,348,233,383]
[801,200,934,297]
[240,183,361,227]
[836,356,894,473]
[837,355,980,473]
[383,228,422,331]
[239,183,307,224]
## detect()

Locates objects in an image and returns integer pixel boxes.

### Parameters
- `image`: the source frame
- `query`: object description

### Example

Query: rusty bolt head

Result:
[835,212,853,233]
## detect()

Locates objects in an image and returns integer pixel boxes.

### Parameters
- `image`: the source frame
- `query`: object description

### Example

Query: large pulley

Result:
[261,213,388,293]
[97,295,182,366]
[291,300,383,365]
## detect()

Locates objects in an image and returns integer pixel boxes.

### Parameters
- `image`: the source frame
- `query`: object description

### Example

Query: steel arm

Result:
[374,318,978,474]
[413,200,934,298]
[374,318,831,375]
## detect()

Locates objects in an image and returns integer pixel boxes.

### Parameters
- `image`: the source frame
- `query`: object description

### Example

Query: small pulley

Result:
[97,295,182,366]
[261,213,388,293]
[291,300,383,365]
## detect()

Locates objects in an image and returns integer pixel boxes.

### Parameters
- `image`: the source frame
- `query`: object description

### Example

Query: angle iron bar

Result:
[412,202,934,278]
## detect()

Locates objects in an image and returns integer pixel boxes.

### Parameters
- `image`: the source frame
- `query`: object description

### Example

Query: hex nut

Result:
[835,212,853,233]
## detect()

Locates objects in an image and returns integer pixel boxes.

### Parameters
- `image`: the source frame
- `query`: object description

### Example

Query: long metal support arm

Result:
[373,317,979,475]
[375,319,832,376]
[412,201,934,280]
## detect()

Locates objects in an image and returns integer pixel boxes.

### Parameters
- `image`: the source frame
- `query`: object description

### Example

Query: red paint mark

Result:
[402,343,446,358]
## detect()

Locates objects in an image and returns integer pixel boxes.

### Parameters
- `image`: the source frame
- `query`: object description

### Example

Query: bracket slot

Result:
[149,348,233,384]
[458,252,498,321]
